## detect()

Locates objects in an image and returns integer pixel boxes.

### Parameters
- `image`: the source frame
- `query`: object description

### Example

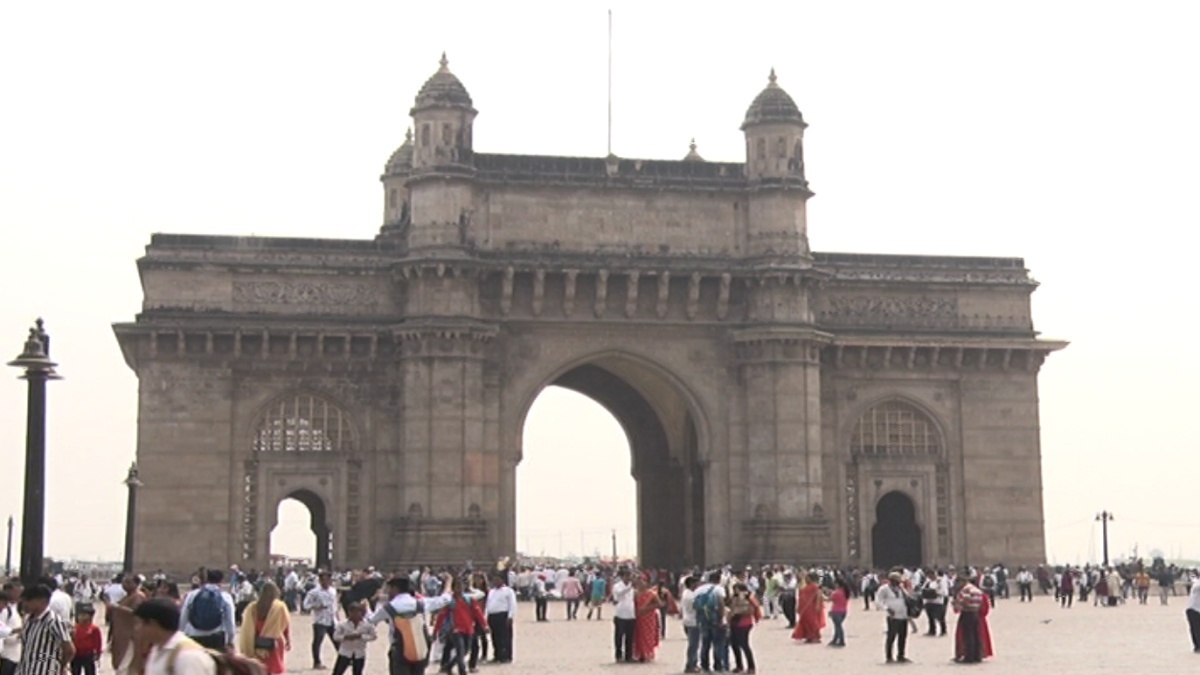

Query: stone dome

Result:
[385,128,414,174]
[741,68,805,129]
[412,53,474,112]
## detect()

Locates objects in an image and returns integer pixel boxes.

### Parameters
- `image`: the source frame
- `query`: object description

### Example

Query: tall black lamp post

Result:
[123,463,142,573]
[7,319,61,586]
[1096,510,1115,566]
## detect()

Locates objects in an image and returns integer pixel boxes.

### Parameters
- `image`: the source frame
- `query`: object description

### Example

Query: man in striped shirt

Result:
[16,586,74,675]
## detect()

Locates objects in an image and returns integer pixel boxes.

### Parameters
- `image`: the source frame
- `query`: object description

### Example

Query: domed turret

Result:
[412,53,475,113]
[742,68,806,129]
[380,129,413,233]
[410,53,477,171]
[683,139,705,162]
[741,68,808,184]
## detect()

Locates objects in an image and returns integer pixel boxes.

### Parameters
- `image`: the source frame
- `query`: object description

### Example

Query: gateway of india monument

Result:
[114,56,1065,574]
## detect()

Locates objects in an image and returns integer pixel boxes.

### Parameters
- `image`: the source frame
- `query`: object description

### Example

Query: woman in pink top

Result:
[828,577,851,647]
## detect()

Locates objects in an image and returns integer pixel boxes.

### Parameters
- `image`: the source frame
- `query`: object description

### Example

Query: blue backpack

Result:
[694,588,720,628]
[189,587,224,631]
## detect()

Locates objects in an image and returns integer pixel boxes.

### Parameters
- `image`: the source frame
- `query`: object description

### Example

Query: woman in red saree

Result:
[953,578,994,663]
[632,577,662,662]
[791,573,826,644]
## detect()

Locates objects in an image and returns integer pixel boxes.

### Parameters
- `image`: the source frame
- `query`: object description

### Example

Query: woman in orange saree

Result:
[632,577,662,662]
[791,573,826,644]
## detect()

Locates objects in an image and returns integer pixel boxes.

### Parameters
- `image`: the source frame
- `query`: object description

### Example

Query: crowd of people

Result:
[0,557,1195,675]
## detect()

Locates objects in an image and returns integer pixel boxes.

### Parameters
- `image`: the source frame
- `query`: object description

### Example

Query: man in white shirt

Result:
[0,591,21,675]
[921,568,950,636]
[1185,575,1200,653]
[73,576,98,605]
[45,578,74,622]
[303,572,340,669]
[369,574,455,675]
[485,575,518,664]
[611,569,636,663]
[876,572,912,664]
[331,603,376,675]
[134,599,216,675]
[679,576,700,673]
[283,569,301,612]
[1016,567,1035,602]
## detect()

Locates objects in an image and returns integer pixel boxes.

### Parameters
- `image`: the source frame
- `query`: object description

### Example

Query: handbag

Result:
[254,636,276,651]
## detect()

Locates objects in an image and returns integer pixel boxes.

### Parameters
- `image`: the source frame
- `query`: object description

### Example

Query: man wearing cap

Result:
[876,572,913,664]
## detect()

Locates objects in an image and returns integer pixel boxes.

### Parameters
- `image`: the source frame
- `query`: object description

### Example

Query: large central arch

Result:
[515,353,707,568]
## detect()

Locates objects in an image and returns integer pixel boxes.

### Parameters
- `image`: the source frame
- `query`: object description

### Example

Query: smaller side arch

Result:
[271,488,333,570]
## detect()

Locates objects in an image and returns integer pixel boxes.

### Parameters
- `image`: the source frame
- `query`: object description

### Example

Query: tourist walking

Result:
[303,572,339,669]
[586,572,607,621]
[1059,569,1074,608]
[107,577,146,675]
[611,570,636,663]
[952,572,994,663]
[180,570,236,651]
[559,571,583,621]
[727,582,759,673]
[369,573,455,675]
[876,572,912,664]
[827,577,850,647]
[1186,575,1200,653]
[1016,567,1034,602]
[631,577,662,663]
[779,572,798,627]
[791,573,825,643]
[468,576,490,671]
[921,569,948,636]
[680,577,700,673]
[438,579,487,675]
[694,571,729,673]
[135,599,217,675]
[69,606,102,675]
[0,590,23,675]
[532,574,548,623]
[484,575,517,664]
[331,603,375,675]
[16,585,76,675]
[238,582,290,675]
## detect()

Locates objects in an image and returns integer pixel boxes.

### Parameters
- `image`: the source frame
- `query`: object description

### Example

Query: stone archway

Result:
[516,356,706,569]
[274,489,332,570]
[872,491,921,569]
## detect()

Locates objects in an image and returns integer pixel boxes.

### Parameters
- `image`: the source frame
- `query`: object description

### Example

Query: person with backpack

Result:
[180,570,237,651]
[921,569,949,636]
[368,573,456,675]
[693,571,728,673]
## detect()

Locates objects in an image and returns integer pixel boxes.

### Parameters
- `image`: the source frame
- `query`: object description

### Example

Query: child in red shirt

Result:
[71,605,102,675]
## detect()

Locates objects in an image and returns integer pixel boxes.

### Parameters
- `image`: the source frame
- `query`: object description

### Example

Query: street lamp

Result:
[7,319,61,586]
[1096,510,1115,566]
[123,463,143,573]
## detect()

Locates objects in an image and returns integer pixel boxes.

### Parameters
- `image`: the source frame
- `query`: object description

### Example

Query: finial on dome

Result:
[683,138,704,162]
[768,67,777,86]
[439,52,450,71]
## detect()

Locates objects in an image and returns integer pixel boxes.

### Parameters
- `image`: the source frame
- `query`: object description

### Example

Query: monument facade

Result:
[114,57,1065,574]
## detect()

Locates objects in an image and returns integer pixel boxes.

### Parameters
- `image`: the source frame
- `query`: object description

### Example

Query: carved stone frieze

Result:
[823,295,957,323]
[233,281,381,307]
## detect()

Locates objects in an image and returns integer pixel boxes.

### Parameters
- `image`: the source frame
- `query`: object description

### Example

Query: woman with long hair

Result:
[791,573,826,644]
[239,581,291,675]
[631,576,662,662]
[728,582,761,673]
[827,577,851,647]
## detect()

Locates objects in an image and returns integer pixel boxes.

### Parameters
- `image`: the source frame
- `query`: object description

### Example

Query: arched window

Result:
[777,138,787,158]
[421,124,431,147]
[442,123,452,145]
[388,188,397,208]
[850,400,941,457]
[253,393,355,453]
[756,138,766,159]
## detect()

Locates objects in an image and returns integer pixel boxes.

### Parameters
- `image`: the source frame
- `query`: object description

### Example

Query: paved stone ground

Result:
[257,595,1197,674]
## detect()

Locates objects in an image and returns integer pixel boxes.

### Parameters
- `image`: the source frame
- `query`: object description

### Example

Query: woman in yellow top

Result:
[239,581,292,674]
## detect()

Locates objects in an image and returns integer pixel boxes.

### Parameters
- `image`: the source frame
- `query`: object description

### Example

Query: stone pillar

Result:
[393,323,497,565]
[733,327,834,562]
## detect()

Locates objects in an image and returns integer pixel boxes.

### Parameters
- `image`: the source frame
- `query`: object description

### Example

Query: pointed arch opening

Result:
[873,491,921,569]
[515,354,707,568]
[270,489,332,570]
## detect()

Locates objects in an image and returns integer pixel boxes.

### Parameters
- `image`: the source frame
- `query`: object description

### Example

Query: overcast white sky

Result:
[2,2,1198,566]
